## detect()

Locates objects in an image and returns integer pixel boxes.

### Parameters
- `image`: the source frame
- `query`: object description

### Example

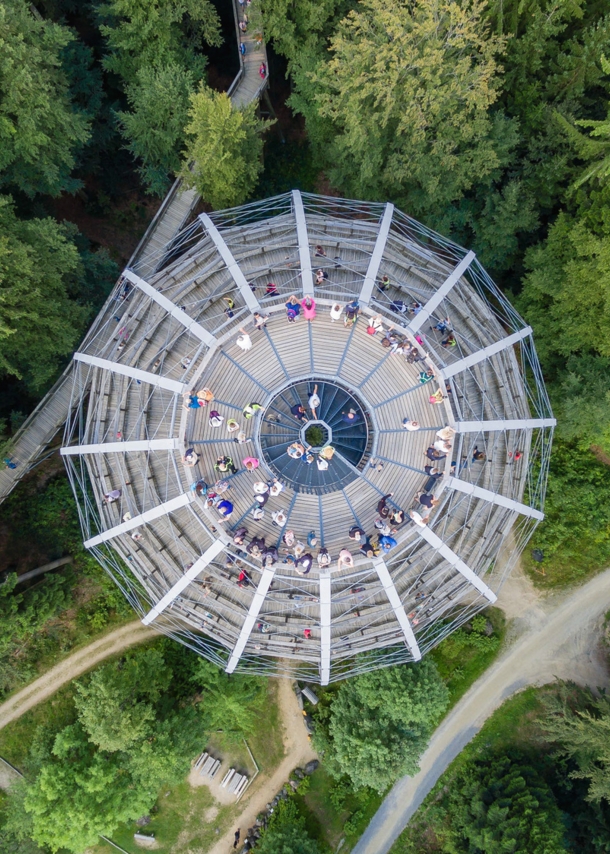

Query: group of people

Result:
[173,261,463,584]
[286,441,335,470]
[283,296,360,327]
[232,523,328,575]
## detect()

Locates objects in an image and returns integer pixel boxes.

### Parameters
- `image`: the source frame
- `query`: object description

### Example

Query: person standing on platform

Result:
[301,295,316,321]
[309,384,320,419]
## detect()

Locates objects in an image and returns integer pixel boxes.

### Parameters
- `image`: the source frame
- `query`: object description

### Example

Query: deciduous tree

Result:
[315,659,448,792]
[25,722,152,852]
[294,0,505,220]
[180,88,270,210]
[74,647,171,752]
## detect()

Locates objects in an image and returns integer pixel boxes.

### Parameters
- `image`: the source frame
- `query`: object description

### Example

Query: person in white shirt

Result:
[309,384,320,419]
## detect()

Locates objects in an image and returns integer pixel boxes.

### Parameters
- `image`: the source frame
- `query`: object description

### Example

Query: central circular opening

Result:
[304,423,328,447]
[259,379,370,494]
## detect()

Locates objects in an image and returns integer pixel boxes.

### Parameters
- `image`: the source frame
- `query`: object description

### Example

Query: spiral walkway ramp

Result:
[61,191,554,684]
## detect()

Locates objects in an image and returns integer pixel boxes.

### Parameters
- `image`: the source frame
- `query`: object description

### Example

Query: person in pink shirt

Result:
[301,295,316,321]
[242,457,260,471]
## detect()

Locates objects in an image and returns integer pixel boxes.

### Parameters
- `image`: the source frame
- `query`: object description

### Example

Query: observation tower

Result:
[62,192,554,684]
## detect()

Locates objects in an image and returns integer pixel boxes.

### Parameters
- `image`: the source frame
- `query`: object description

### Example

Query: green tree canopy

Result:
[180,87,270,210]
[257,799,322,854]
[291,0,505,220]
[0,0,91,196]
[544,686,610,804]
[0,195,86,390]
[117,62,195,195]
[23,644,202,853]
[191,658,265,739]
[74,647,171,752]
[315,658,448,793]
[261,0,348,64]
[519,211,610,364]
[25,721,156,853]
[98,0,222,83]
[447,753,567,853]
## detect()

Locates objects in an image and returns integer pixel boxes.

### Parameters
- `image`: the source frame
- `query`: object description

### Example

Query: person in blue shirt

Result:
[217,499,233,518]
[380,535,397,553]
[344,299,360,326]
[285,295,300,322]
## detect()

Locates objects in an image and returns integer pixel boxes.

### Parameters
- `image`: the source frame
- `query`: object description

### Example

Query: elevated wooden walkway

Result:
[0,0,268,504]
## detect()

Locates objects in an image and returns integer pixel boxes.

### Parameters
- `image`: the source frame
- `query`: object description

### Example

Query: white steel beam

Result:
[74,352,187,395]
[455,418,556,433]
[415,526,497,603]
[440,327,533,380]
[61,438,179,456]
[292,190,315,297]
[319,565,332,685]
[123,269,217,347]
[445,476,544,520]
[373,558,421,660]
[142,538,227,624]
[408,251,476,335]
[199,213,262,313]
[85,493,192,548]
[225,566,276,673]
[359,203,394,306]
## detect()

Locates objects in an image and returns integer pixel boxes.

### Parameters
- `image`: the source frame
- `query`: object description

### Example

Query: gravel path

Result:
[0,621,156,731]
[206,677,317,854]
[352,567,610,854]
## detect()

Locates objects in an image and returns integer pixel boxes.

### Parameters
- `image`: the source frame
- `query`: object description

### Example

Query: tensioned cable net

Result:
[62,191,555,684]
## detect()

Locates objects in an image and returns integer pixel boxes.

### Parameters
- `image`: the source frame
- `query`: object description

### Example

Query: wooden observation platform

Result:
[61,192,554,684]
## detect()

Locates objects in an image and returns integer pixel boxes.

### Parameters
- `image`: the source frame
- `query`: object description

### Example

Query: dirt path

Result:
[352,566,610,854]
[0,621,156,730]
[0,619,316,854]
[205,676,317,854]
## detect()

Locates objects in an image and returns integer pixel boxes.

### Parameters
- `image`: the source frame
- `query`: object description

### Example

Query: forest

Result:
[1,0,610,851]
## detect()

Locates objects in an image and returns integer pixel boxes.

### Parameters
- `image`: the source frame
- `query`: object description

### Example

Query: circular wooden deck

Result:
[62,192,554,683]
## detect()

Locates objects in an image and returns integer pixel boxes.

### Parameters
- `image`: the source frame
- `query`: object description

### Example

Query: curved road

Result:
[353,567,610,854]
[0,621,156,731]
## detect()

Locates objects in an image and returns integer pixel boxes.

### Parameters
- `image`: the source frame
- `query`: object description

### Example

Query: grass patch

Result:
[522,548,605,589]
[430,607,506,707]
[0,683,77,772]
[91,782,236,854]
[522,440,610,589]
